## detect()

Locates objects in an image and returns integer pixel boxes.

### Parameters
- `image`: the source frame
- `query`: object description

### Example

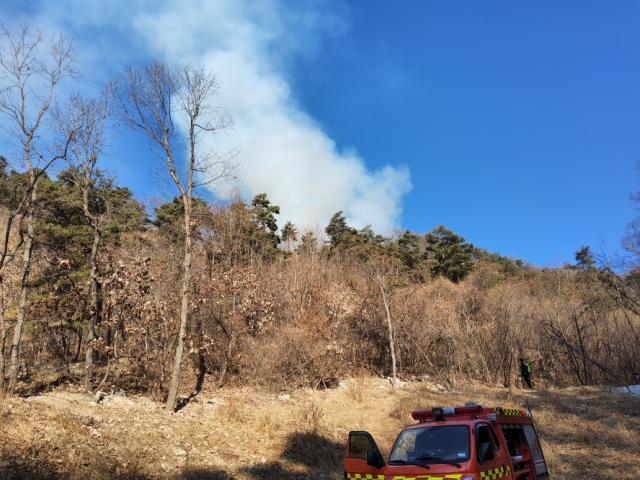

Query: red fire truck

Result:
[344,404,550,480]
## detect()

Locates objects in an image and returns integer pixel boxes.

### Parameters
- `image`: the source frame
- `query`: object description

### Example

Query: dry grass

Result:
[0,378,638,479]
[528,387,640,479]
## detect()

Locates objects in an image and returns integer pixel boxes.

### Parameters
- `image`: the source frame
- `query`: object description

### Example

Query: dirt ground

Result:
[1,377,638,479]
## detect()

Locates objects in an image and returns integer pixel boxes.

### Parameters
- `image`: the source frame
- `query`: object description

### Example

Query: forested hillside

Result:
[1,162,638,399]
[0,24,639,408]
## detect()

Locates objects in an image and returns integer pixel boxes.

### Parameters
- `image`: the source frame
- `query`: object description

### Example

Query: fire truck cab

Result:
[344,404,550,480]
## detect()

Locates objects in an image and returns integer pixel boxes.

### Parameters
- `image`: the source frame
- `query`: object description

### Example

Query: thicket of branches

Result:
[0,24,639,403]
[1,182,639,398]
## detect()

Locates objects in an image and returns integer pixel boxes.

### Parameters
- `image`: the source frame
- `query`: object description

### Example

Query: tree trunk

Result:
[84,227,101,392]
[378,277,397,389]
[9,191,36,392]
[166,217,192,411]
[194,316,206,394]
[0,276,5,391]
[73,329,82,362]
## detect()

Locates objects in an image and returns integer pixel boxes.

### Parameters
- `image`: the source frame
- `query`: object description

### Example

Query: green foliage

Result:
[27,170,147,291]
[473,248,525,276]
[103,186,148,234]
[58,168,107,215]
[0,155,7,179]
[325,211,357,249]
[37,174,86,230]
[37,170,147,244]
[203,196,286,265]
[358,225,386,245]
[0,159,30,212]
[424,224,475,282]
[575,245,595,270]
[281,221,298,244]
[153,196,205,239]
[393,230,422,268]
[56,167,147,234]
[324,211,386,253]
[251,193,280,249]
[153,196,185,230]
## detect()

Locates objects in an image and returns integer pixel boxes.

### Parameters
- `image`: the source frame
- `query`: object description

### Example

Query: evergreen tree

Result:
[0,155,7,179]
[32,171,146,290]
[153,196,207,241]
[575,245,595,270]
[0,160,30,213]
[393,230,423,269]
[358,225,386,245]
[325,211,358,249]
[281,221,298,251]
[424,224,475,282]
[251,193,280,249]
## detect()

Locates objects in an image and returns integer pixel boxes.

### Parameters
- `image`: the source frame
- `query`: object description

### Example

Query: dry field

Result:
[0,377,638,479]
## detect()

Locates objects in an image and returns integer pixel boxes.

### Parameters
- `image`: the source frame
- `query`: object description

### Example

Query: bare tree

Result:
[364,254,403,389]
[109,61,237,411]
[0,158,31,392]
[0,23,78,391]
[52,92,115,392]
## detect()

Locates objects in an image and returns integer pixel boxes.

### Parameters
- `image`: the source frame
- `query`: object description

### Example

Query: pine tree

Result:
[424,224,475,282]
[281,221,298,251]
[575,245,595,270]
[251,193,280,250]
[325,211,361,250]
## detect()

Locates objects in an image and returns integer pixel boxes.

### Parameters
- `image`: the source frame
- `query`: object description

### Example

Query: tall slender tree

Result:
[0,23,78,391]
[52,92,115,392]
[363,254,405,389]
[251,193,280,252]
[109,61,237,411]
[281,221,298,251]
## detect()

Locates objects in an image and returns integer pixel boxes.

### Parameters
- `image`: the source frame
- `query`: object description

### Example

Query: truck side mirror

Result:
[478,442,493,464]
[366,448,385,469]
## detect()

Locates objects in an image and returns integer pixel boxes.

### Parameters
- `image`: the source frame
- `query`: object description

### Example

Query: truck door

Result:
[522,424,550,479]
[344,431,385,480]
[475,423,514,479]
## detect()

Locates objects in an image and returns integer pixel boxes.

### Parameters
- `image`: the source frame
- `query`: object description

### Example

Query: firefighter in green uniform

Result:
[519,358,532,389]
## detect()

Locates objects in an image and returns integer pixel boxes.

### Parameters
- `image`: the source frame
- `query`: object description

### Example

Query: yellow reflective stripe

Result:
[480,465,512,479]
[491,407,530,417]
[391,466,515,480]
[346,474,385,480]
[390,475,463,480]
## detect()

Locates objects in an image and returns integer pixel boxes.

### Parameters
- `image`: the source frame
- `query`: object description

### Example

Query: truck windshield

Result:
[389,425,471,465]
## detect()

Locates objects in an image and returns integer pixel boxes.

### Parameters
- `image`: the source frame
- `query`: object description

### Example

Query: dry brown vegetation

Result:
[1,377,638,480]
[5,221,638,398]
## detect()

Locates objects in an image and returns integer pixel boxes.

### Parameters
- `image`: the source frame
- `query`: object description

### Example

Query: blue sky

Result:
[1,0,639,266]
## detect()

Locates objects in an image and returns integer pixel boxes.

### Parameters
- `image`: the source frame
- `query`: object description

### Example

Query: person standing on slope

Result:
[520,358,533,389]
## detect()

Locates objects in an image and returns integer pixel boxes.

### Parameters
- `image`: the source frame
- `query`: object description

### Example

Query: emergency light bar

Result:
[411,404,483,421]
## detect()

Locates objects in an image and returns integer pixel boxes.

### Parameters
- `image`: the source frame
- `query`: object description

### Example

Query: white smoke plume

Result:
[18,0,412,234]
